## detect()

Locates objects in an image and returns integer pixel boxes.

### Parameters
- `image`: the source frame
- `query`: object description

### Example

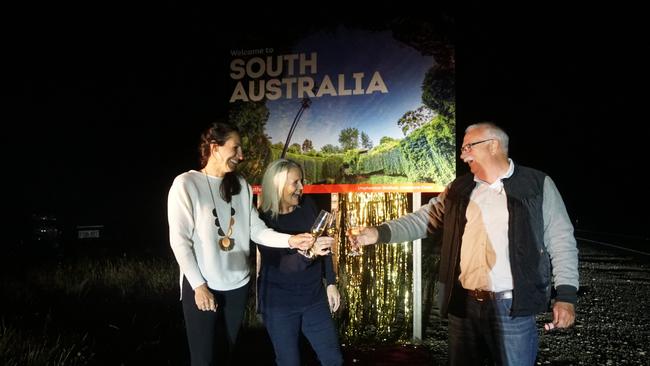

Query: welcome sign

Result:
[227,22,455,193]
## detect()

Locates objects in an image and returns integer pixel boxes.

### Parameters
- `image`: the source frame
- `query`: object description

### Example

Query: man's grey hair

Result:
[466,122,509,155]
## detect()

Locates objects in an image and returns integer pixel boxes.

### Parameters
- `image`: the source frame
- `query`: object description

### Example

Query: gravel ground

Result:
[424,242,650,365]
[536,243,650,365]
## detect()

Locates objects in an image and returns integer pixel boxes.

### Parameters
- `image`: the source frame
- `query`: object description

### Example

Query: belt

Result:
[466,289,513,302]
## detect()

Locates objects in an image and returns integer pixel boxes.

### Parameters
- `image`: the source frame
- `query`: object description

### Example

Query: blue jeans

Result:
[448,296,538,366]
[263,298,343,366]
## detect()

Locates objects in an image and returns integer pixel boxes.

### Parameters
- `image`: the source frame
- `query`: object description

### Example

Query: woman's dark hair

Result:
[199,122,241,203]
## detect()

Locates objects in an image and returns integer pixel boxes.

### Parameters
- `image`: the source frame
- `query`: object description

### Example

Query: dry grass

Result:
[0,252,182,365]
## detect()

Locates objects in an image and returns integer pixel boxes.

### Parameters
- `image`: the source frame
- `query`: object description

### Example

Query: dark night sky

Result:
[8,2,647,249]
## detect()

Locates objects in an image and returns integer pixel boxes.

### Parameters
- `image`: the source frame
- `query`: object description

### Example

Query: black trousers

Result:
[182,277,250,366]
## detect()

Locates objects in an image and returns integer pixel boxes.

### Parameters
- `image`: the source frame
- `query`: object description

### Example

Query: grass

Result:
[0,319,93,366]
[28,256,177,299]
[1,241,430,365]
[0,248,186,365]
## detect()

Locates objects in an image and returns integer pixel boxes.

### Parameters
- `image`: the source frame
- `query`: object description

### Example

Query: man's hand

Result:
[545,301,575,331]
[347,226,379,252]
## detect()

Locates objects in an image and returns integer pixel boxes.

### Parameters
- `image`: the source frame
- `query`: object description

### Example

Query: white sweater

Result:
[168,170,291,296]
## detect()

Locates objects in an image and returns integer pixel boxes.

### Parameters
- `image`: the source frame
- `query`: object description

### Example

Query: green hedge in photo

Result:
[356,116,455,185]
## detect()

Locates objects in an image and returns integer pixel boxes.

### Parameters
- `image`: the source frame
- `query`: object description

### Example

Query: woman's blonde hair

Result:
[260,159,304,220]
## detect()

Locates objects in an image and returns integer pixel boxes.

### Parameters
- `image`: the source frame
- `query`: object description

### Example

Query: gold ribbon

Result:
[335,192,412,342]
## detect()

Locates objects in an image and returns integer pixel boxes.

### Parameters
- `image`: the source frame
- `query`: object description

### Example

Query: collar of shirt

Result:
[473,159,515,194]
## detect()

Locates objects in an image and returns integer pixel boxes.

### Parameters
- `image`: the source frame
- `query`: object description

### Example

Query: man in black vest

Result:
[350,122,578,366]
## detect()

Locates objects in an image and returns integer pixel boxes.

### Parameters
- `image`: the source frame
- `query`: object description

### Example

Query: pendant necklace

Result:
[204,170,236,251]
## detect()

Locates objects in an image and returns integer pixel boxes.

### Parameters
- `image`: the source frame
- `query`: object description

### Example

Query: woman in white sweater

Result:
[168,122,315,366]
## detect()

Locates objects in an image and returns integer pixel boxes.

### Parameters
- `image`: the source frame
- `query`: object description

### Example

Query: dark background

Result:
[7,2,647,254]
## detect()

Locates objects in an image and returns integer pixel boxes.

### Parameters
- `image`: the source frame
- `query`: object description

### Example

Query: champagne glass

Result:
[306,210,331,258]
[325,210,338,255]
[346,205,363,257]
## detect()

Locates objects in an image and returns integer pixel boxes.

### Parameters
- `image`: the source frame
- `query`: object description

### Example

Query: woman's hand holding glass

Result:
[311,236,334,256]
[289,233,317,251]
[302,210,333,258]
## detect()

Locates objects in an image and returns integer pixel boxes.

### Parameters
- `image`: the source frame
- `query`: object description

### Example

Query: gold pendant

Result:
[219,237,234,251]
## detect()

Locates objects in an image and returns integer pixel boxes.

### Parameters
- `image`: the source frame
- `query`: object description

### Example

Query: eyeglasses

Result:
[460,139,494,153]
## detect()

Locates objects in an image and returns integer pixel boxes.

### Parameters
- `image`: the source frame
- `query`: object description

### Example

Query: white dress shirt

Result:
[458,159,515,292]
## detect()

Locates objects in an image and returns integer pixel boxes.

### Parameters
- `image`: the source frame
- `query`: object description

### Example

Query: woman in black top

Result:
[257,159,343,366]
